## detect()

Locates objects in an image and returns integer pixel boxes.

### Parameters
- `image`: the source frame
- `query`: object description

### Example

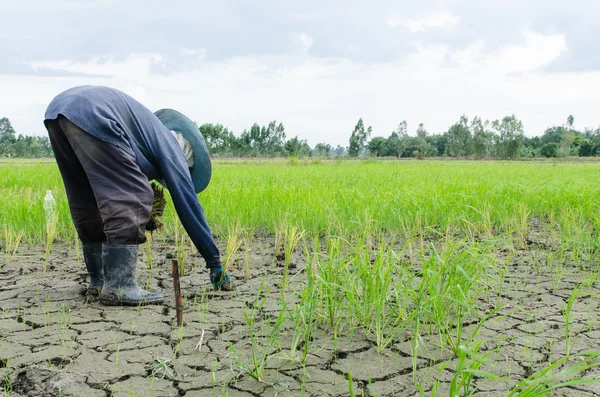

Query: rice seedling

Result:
[505,350,600,396]
[313,238,346,330]
[145,356,175,380]
[172,218,188,276]
[229,282,283,382]
[242,228,254,280]
[281,225,305,292]
[44,214,58,271]
[222,221,242,278]
[563,284,582,360]
[144,231,154,269]
[2,225,23,266]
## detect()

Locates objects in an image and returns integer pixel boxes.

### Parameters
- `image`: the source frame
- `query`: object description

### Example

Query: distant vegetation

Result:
[0,118,53,158]
[1,113,599,159]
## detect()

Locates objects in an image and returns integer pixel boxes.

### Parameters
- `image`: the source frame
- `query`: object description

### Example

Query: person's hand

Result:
[210,269,234,291]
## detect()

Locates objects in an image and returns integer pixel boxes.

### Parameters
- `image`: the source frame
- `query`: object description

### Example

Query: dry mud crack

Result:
[1,235,600,397]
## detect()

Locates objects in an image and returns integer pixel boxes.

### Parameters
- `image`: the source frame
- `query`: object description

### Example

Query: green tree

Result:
[367,137,388,157]
[199,123,234,154]
[0,117,17,156]
[333,145,347,156]
[386,121,408,157]
[415,123,430,159]
[540,143,558,158]
[472,117,495,158]
[314,143,332,157]
[348,118,372,157]
[446,115,472,157]
[578,139,593,157]
[492,115,524,159]
[285,136,312,157]
[428,133,448,157]
[261,121,286,156]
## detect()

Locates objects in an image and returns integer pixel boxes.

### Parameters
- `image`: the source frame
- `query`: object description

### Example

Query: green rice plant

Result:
[505,350,600,396]
[223,221,242,278]
[145,356,175,380]
[242,228,254,280]
[410,263,436,385]
[113,338,120,368]
[1,358,12,396]
[416,343,502,397]
[174,224,188,276]
[278,263,318,365]
[3,161,600,245]
[144,231,154,269]
[44,214,58,271]
[547,250,567,291]
[373,288,412,353]
[427,242,496,357]
[515,204,530,249]
[229,282,283,382]
[281,225,305,292]
[2,225,23,265]
[563,284,582,360]
[313,238,347,330]
[276,298,303,363]
[348,367,356,397]
[339,236,414,352]
[448,343,503,396]
[271,219,286,265]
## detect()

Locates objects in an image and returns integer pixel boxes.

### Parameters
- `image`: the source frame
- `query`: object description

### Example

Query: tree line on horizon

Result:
[1,114,599,159]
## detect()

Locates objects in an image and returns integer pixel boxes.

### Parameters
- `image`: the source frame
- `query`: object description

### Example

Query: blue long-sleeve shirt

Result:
[44,85,221,268]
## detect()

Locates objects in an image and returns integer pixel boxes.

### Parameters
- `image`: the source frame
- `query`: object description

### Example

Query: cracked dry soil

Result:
[1,234,600,397]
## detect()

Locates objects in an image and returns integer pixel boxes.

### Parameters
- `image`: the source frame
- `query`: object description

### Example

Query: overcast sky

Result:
[1,0,599,146]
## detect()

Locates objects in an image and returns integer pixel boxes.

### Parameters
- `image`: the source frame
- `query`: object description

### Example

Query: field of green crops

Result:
[2,158,600,396]
[2,159,599,243]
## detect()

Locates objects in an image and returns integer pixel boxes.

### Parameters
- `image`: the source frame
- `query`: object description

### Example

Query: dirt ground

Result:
[1,234,600,397]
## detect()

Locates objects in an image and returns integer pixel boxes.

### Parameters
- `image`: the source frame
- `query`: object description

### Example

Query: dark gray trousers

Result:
[45,115,153,245]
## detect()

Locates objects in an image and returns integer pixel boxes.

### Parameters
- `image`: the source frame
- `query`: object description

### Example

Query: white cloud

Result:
[390,11,461,33]
[31,53,162,78]
[487,31,567,73]
[448,30,567,74]
[1,30,597,146]
[179,48,207,60]
[297,32,314,53]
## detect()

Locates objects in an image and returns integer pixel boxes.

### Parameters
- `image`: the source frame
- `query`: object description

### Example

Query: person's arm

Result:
[154,138,221,269]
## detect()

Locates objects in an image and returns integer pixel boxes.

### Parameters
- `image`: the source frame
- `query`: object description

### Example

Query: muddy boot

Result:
[99,244,164,306]
[82,242,104,297]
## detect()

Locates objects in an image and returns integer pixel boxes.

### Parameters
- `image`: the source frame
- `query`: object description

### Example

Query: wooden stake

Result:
[172,259,183,327]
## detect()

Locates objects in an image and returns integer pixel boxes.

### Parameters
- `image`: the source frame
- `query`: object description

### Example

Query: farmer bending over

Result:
[43,85,233,306]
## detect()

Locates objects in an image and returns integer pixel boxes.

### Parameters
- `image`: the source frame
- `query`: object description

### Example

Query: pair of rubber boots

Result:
[82,243,163,306]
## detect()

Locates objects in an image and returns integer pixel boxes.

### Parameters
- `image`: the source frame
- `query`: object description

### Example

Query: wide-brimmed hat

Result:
[154,108,212,194]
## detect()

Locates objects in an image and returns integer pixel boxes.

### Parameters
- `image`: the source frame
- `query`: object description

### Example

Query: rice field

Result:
[1,158,600,396]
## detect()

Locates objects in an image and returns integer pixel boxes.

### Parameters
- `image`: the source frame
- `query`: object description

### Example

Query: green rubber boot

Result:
[99,244,164,306]
[82,242,104,297]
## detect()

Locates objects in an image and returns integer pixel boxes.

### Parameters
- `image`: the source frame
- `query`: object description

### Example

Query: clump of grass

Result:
[229,282,283,382]
[563,284,582,360]
[173,217,188,275]
[281,225,305,292]
[223,221,242,278]
[242,228,254,280]
[2,225,23,265]
[144,231,154,269]
[145,356,174,380]
[44,214,58,271]
[506,350,600,396]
